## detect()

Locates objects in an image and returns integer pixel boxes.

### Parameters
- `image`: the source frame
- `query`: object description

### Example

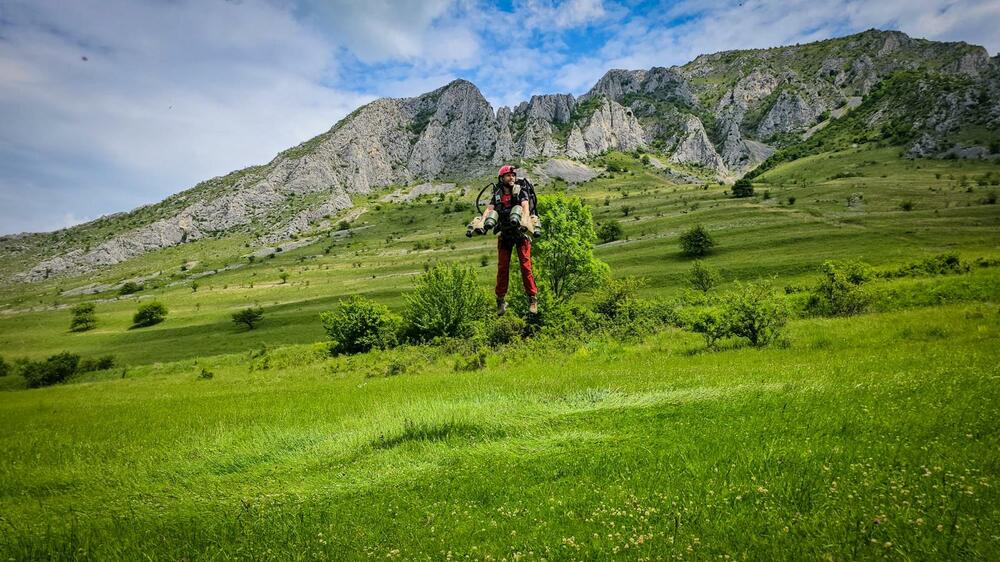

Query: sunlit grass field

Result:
[1,303,998,559]
[1,147,999,559]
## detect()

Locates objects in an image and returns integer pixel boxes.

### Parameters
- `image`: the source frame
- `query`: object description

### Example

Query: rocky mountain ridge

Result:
[3,29,997,283]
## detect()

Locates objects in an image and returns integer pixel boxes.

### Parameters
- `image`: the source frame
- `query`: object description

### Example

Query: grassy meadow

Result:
[1,147,999,559]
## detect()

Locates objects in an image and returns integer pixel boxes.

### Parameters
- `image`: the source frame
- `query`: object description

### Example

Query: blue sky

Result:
[1,0,998,235]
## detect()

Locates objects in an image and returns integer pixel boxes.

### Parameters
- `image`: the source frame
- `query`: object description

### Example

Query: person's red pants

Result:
[496,235,538,299]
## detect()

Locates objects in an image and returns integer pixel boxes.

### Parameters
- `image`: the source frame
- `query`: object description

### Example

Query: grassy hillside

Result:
[1,147,997,365]
[1,146,998,559]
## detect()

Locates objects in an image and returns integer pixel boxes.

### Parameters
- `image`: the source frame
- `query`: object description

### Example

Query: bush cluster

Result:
[679,225,715,258]
[806,260,874,316]
[79,355,115,373]
[880,253,970,278]
[321,295,400,355]
[690,281,789,348]
[13,352,119,388]
[402,264,489,342]
[232,306,265,330]
[132,302,168,328]
[118,281,143,296]
[70,303,97,332]
[21,352,80,388]
[732,178,754,198]
[688,261,721,292]
[597,220,623,243]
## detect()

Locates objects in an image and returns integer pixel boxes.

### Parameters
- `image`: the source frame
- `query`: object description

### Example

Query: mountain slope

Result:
[2,29,997,283]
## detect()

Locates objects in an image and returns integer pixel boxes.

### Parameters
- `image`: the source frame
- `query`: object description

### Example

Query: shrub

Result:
[0,356,8,377]
[69,302,96,332]
[807,260,874,316]
[597,220,623,243]
[198,367,214,380]
[691,308,730,349]
[403,264,489,341]
[688,261,721,292]
[787,196,796,205]
[899,200,914,211]
[679,224,715,257]
[883,253,970,278]
[79,355,115,372]
[232,306,265,330]
[486,314,527,347]
[454,348,490,372]
[591,277,662,339]
[118,281,143,296]
[534,194,610,302]
[21,352,80,388]
[132,301,168,328]
[321,296,400,354]
[725,280,789,347]
[593,277,647,321]
[732,178,754,198]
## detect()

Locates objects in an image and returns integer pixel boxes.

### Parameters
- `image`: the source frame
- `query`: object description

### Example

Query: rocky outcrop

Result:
[578,98,646,154]
[11,29,996,283]
[757,90,826,139]
[586,67,696,107]
[407,80,499,178]
[669,115,725,171]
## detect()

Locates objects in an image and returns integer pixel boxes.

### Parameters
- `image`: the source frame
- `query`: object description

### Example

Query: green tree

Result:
[279,271,289,284]
[403,264,489,341]
[597,220,623,243]
[0,355,9,377]
[732,178,754,198]
[688,261,721,292]
[232,306,265,330]
[679,224,716,257]
[69,302,97,332]
[534,194,610,302]
[132,302,168,328]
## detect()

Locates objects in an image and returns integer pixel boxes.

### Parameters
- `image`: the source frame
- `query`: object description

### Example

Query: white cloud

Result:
[0,0,371,234]
[300,0,481,65]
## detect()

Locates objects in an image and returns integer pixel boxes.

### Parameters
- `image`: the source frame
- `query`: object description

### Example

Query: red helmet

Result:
[497,164,516,178]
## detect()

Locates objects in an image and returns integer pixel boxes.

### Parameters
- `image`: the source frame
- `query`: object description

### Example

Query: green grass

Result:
[0,303,997,559]
[1,146,999,558]
[1,148,998,365]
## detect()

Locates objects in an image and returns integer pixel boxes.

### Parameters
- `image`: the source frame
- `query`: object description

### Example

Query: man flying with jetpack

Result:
[466,165,541,316]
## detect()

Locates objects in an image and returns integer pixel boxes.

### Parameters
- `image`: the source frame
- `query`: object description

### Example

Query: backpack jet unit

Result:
[466,174,542,238]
